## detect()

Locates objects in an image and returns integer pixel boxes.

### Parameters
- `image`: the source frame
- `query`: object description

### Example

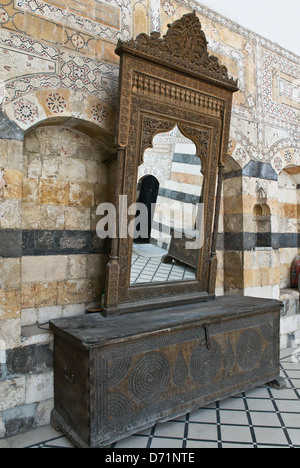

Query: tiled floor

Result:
[1,348,299,449]
[130,250,196,285]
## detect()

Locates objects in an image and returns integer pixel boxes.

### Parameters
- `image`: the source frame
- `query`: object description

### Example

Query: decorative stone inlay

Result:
[0,8,9,23]
[71,34,85,49]
[14,99,38,124]
[46,92,67,114]
[91,103,108,123]
[163,1,175,17]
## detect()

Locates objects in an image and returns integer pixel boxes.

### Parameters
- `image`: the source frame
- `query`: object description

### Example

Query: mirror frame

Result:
[103,11,238,316]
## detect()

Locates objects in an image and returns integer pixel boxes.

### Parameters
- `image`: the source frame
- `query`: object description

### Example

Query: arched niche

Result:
[253,202,272,248]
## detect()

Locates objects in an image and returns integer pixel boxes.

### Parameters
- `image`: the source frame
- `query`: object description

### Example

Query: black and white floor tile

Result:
[1,348,299,449]
[131,252,196,284]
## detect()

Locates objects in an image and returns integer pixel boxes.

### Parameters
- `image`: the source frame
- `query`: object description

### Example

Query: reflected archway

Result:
[130,126,203,285]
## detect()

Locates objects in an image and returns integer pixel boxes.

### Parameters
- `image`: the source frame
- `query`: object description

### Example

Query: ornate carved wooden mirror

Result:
[103,12,238,316]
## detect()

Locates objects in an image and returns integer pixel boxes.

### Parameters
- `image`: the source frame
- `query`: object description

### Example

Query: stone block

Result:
[86,254,106,278]
[65,206,90,230]
[97,163,109,185]
[242,194,257,214]
[223,177,242,198]
[24,131,40,154]
[224,268,244,290]
[86,160,98,184]
[244,284,280,300]
[0,112,23,141]
[46,256,67,282]
[22,230,56,256]
[35,282,58,308]
[21,308,38,327]
[3,170,23,199]
[57,279,93,305]
[25,371,54,405]
[6,346,33,376]
[0,258,21,290]
[244,269,260,288]
[22,178,39,203]
[3,404,36,438]
[0,229,22,258]
[40,205,65,230]
[62,303,86,317]
[21,283,36,309]
[242,213,255,232]
[67,255,87,279]
[6,140,24,173]
[224,251,243,270]
[101,39,120,64]
[25,15,64,48]
[0,417,5,439]
[92,278,105,302]
[58,157,87,182]
[69,182,94,207]
[41,154,59,179]
[0,318,22,349]
[22,256,47,283]
[39,179,69,205]
[0,377,25,411]
[0,289,21,320]
[38,305,62,324]
[27,154,42,179]
[242,161,278,181]
[56,230,92,255]
[21,230,109,256]
[223,194,243,215]
[0,139,8,168]
[36,399,53,428]
[223,213,243,233]
[22,203,41,229]
[280,289,299,317]
[0,199,22,229]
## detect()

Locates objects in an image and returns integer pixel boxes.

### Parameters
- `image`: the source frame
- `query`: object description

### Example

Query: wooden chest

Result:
[50,296,281,448]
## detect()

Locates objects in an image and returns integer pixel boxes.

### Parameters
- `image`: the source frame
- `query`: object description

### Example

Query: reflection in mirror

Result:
[130,126,204,285]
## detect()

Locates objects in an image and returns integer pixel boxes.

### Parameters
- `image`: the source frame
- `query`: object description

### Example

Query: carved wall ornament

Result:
[132,71,225,117]
[116,11,238,89]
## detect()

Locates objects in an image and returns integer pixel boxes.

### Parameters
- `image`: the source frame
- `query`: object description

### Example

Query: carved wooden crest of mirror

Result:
[103,11,238,316]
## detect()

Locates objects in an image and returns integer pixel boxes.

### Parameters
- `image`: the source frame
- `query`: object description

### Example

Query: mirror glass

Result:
[130,126,204,285]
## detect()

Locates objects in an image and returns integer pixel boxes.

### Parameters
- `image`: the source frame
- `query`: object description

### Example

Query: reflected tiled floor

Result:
[1,348,299,449]
[131,252,196,284]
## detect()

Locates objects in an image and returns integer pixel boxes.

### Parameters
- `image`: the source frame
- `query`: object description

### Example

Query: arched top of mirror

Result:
[140,125,200,185]
[140,118,209,174]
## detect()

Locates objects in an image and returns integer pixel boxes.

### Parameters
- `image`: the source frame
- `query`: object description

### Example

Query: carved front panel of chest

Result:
[90,311,279,445]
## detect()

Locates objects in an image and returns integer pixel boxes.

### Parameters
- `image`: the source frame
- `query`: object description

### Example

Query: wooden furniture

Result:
[50,12,284,448]
[51,296,282,448]
[103,11,239,315]
[162,229,199,268]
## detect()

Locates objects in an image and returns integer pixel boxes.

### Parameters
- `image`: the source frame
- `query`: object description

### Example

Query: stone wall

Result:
[0,0,299,437]
[0,123,113,437]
